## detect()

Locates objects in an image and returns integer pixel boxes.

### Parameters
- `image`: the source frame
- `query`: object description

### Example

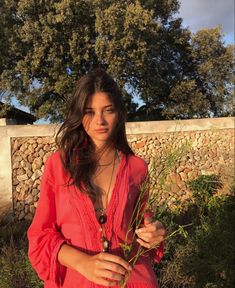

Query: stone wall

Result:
[12,137,57,220]
[11,127,234,220]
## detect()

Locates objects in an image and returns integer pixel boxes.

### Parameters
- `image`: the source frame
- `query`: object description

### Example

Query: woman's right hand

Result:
[77,252,132,286]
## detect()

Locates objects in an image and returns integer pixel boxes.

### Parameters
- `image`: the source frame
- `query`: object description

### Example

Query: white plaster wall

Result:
[0,118,7,126]
[0,128,12,216]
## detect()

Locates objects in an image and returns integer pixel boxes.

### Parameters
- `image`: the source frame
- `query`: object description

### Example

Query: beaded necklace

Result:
[95,151,116,252]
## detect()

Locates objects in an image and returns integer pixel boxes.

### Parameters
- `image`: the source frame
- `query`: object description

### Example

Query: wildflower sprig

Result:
[119,138,191,287]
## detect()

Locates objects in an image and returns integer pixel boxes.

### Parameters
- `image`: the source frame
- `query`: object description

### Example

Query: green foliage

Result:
[165,27,234,119]
[229,179,235,194]
[0,0,233,121]
[155,173,235,288]
[0,218,43,288]
[157,195,235,288]
[0,247,43,288]
[0,179,234,287]
[188,174,223,206]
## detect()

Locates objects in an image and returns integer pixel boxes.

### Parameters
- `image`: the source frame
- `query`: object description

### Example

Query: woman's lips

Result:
[94,128,108,133]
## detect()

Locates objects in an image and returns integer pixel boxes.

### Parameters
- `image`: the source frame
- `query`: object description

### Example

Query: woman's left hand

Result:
[135,216,167,249]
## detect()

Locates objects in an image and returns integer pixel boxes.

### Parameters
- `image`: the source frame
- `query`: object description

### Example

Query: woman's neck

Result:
[95,145,116,166]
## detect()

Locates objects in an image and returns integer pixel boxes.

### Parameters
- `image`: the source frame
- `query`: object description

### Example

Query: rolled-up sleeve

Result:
[27,156,67,284]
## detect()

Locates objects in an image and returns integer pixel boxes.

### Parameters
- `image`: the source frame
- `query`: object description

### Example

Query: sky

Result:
[10,0,235,123]
[178,0,234,45]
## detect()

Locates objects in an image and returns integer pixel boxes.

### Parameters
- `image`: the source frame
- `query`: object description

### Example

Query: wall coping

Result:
[0,117,234,137]
[125,117,234,134]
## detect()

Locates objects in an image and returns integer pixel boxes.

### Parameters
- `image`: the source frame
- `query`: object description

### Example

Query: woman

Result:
[28,68,166,288]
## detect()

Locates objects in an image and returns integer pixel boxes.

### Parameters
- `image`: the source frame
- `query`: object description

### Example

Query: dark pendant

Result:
[102,237,109,252]
[98,214,107,225]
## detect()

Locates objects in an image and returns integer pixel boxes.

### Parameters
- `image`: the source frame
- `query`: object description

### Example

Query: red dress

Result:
[27,151,164,287]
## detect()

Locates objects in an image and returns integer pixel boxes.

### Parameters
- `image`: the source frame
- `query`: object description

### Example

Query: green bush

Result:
[156,175,235,288]
[187,174,223,206]
[161,195,235,288]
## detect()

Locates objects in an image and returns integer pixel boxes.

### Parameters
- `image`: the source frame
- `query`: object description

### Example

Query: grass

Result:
[0,176,234,288]
[0,217,43,288]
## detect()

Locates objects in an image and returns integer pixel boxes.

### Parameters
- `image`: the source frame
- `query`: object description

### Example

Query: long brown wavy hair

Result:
[56,68,133,200]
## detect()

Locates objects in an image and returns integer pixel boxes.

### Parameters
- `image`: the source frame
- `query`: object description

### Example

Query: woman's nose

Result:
[96,112,105,125]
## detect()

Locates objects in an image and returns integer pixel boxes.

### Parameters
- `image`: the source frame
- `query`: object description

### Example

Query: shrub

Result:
[187,174,223,206]
[156,176,235,288]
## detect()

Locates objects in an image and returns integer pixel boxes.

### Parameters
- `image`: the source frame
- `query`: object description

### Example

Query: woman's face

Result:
[82,92,118,148]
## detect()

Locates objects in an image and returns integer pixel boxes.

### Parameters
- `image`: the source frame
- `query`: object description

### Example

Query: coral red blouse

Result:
[27,151,164,288]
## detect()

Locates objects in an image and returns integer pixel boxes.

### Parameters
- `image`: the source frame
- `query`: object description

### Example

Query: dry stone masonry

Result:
[11,129,234,220]
[12,137,57,220]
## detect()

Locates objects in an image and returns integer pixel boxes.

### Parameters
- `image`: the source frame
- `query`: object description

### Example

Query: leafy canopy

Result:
[0,0,233,122]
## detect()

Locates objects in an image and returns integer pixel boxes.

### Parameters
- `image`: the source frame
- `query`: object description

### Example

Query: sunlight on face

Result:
[82,92,117,148]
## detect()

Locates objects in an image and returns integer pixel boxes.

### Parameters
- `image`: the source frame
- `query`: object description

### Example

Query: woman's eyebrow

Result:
[104,104,113,108]
[84,104,113,110]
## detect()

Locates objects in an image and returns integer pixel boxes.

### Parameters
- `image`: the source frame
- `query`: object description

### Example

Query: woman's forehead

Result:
[85,92,113,108]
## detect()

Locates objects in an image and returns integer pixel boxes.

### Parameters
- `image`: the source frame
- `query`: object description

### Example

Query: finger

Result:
[136,230,165,243]
[99,253,132,272]
[136,221,166,234]
[144,219,151,226]
[152,221,167,238]
[136,238,151,249]
[136,225,156,233]
[154,220,165,230]
[99,269,124,282]
[136,238,162,249]
[97,260,127,276]
[135,231,154,242]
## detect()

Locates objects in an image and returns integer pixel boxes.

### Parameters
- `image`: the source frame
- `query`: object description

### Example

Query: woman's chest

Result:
[53,171,140,244]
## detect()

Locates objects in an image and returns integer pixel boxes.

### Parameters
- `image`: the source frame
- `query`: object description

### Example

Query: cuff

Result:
[152,241,165,264]
[50,238,68,285]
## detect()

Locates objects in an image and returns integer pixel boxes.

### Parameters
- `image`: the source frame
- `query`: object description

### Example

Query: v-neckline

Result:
[84,151,126,230]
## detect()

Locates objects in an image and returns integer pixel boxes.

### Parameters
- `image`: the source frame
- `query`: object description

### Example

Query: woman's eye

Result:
[84,110,94,116]
[105,108,114,113]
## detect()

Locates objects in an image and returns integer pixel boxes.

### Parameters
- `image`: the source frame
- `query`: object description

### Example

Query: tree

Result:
[94,0,194,120]
[0,0,233,122]
[1,0,99,121]
[0,0,20,102]
[164,27,234,119]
